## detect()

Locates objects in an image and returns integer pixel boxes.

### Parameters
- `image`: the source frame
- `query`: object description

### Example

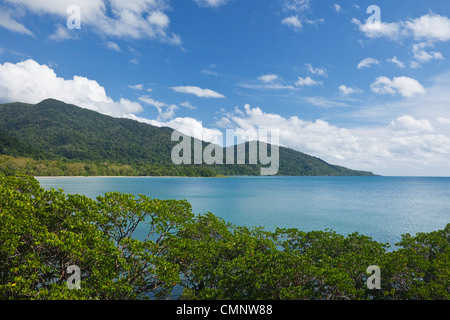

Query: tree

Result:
[0,174,192,299]
[1,174,448,300]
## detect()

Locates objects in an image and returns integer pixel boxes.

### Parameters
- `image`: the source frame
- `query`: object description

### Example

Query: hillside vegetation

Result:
[0,99,375,177]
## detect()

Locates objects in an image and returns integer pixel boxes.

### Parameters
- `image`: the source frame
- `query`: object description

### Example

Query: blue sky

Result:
[1,0,450,176]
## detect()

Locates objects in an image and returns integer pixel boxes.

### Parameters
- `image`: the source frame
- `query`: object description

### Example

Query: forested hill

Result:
[0,99,375,176]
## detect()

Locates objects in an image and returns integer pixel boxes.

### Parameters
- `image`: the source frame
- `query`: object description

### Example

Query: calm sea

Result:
[36,176,450,246]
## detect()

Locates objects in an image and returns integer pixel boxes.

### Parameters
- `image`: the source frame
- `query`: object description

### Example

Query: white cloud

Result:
[388,56,405,68]
[129,58,140,65]
[333,3,341,13]
[282,15,302,31]
[0,8,34,36]
[240,83,295,90]
[295,76,321,87]
[283,0,311,12]
[180,101,197,110]
[0,58,224,148]
[138,96,165,108]
[258,74,278,83]
[129,84,144,90]
[412,42,444,63]
[303,96,348,108]
[346,70,450,132]
[105,41,121,52]
[171,86,225,98]
[2,0,181,44]
[436,117,450,125]
[306,63,327,76]
[217,104,450,176]
[371,76,426,98]
[147,11,170,28]
[160,105,178,121]
[405,13,450,42]
[4,0,105,21]
[241,74,296,90]
[130,114,223,144]
[0,59,142,117]
[48,24,77,41]
[353,13,450,43]
[390,115,434,133]
[281,1,323,32]
[339,85,362,95]
[351,18,400,40]
[139,96,178,121]
[357,57,380,69]
[194,0,228,8]
[302,17,324,26]
[200,70,220,77]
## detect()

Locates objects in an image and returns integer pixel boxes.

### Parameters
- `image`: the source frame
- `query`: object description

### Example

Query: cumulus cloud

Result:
[282,15,303,31]
[352,13,450,71]
[295,76,321,87]
[390,115,434,133]
[353,12,450,43]
[129,114,223,144]
[351,18,401,40]
[436,117,450,125]
[0,58,223,145]
[217,104,450,175]
[339,85,362,95]
[1,0,181,44]
[0,59,142,116]
[370,76,426,98]
[258,74,279,83]
[405,13,450,42]
[412,42,444,63]
[171,86,225,98]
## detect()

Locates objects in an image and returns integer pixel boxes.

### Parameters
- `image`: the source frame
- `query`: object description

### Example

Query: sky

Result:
[1,0,450,176]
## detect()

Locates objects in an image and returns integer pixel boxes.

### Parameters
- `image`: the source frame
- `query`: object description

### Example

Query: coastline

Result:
[34,175,230,178]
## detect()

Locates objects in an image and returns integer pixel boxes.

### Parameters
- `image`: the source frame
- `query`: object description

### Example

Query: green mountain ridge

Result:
[0,99,376,176]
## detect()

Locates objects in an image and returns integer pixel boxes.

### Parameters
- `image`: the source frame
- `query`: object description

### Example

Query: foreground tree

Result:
[0,174,192,299]
[1,174,448,300]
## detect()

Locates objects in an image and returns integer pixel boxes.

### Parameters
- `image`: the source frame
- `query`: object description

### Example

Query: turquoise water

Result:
[36,176,450,246]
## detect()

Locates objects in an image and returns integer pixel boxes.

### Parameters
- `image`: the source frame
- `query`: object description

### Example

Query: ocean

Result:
[36,176,450,246]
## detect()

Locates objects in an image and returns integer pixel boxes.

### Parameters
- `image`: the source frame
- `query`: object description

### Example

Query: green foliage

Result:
[0,174,192,299]
[1,175,447,300]
[0,99,375,176]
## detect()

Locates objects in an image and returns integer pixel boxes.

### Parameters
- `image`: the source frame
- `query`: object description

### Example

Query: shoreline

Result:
[34,175,230,178]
